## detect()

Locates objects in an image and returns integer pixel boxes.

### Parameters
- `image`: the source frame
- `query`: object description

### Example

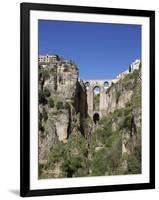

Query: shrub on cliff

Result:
[48,97,54,108]
[39,90,47,105]
[90,148,108,176]
[126,143,141,174]
[56,101,69,110]
[43,88,51,97]
[41,134,89,178]
[90,128,122,176]
[42,69,50,80]
[61,135,89,177]
[56,101,64,110]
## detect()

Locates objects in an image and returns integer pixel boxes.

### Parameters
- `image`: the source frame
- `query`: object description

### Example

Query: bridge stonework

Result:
[83,79,118,119]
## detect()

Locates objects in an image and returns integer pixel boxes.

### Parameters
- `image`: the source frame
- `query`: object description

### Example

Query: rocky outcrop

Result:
[105,69,141,158]
[38,60,89,164]
[38,55,142,178]
[105,78,133,113]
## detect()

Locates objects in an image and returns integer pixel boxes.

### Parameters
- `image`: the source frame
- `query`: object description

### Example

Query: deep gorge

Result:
[38,57,141,178]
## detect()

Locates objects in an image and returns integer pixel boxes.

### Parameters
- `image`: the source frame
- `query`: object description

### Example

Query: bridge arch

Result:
[93,85,100,94]
[103,81,109,89]
[93,113,100,124]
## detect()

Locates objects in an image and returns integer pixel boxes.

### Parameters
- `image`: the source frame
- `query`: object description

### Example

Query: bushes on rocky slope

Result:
[39,134,89,178]
[38,64,141,178]
[89,104,141,176]
[89,69,141,176]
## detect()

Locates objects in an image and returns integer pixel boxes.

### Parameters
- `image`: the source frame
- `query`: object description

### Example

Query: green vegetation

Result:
[39,134,89,178]
[90,69,141,176]
[38,65,141,179]
[39,68,50,80]
[56,101,65,110]
[39,88,51,105]
[63,65,70,72]
[89,110,125,175]
[43,88,51,97]
[126,136,141,174]
[48,97,54,108]
[39,90,48,105]
[89,102,141,175]
[42,108,48,122]
[39,99,141,178]
[127,154,141,174]
[56,101,69,110]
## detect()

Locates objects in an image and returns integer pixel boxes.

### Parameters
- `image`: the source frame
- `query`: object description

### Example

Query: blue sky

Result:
[38,20,141,79]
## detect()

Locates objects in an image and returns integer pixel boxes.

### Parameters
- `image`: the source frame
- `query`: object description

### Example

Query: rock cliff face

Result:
[105,70,141,155]
[38,55,142,178]
[38,60,88,164]
[86,69,141,176]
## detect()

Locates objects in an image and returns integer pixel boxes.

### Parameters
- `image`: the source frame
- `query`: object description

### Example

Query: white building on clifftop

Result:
[116,59,141,79]
[38,54,60,63]
[129,59,141,72]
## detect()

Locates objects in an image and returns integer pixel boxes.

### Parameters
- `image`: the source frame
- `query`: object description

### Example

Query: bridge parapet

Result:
[83,79,118,91]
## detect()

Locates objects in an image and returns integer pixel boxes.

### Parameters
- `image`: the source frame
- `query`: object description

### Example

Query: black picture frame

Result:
[20,2,155,197]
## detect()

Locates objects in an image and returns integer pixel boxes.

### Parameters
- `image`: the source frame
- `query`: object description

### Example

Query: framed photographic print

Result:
[20,2,155,197]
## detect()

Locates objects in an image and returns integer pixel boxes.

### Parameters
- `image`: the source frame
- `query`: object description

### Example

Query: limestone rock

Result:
[38,58,88,164]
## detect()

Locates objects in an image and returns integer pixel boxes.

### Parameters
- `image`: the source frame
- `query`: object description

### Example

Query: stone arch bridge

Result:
[83,79,118,121]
